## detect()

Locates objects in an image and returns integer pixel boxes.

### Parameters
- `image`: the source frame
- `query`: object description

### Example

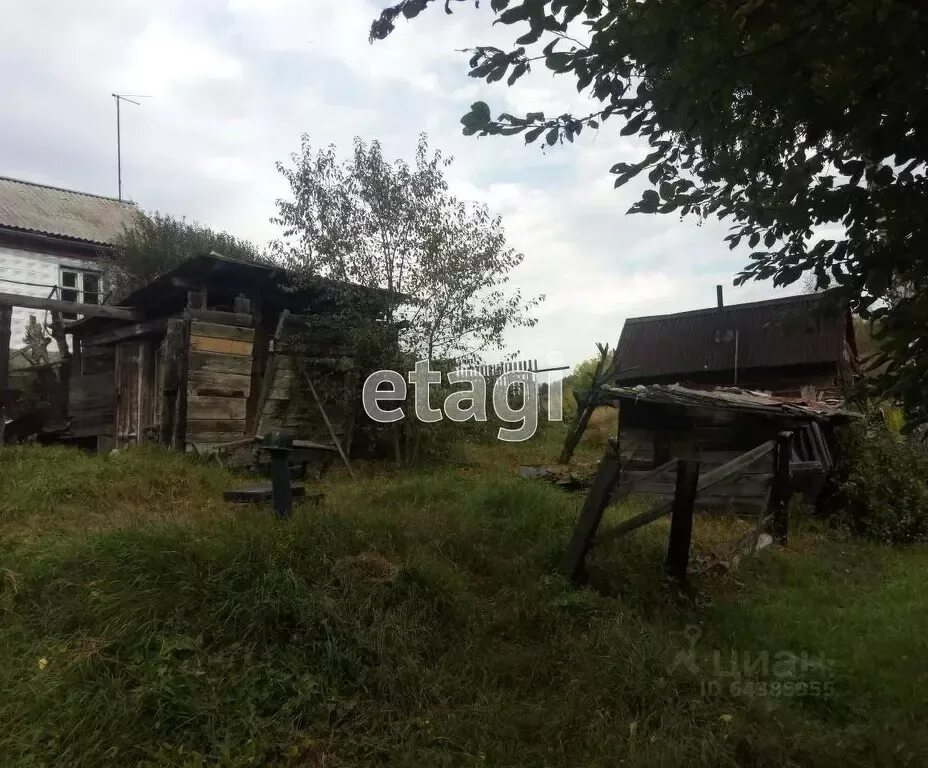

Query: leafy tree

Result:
[104,212,263,301]
[371,0,928,431]
[271,133,542,363]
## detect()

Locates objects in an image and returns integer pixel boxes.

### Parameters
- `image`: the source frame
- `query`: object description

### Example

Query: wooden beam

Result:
[158,318,186,447]
[299,363,355,479]
[186,309,253,327]
[189,321,254,343]
[608,458,678,506]
[809,421,833,470]
[769,431,794,545]
[0,304,11,389]
[594,439,776,545]
[0,303,11,446]
[77,317,170,346]
[561,449,623,583]
[252,309,289,437]
[666,459,699,582]
[0,292,142,321]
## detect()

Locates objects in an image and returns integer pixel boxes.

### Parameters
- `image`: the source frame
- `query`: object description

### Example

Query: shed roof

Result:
[601,383,859,423]
[70,253,399,336]
[0,176,139,246]
[612,292,852,384]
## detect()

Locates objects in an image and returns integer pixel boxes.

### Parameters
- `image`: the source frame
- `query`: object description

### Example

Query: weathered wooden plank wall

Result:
[114,344,139,447]
[256,315,356,448]
[185,318,254,445]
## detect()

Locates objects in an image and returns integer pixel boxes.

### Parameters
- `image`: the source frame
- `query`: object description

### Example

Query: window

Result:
[59,268,103,319]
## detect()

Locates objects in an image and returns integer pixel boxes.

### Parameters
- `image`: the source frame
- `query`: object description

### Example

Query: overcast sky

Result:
[0,0,801,370]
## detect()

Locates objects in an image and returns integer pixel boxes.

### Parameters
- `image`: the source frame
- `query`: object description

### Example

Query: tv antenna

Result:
[111,93,151,201]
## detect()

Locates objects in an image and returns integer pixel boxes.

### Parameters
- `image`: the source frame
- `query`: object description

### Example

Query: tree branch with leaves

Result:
[371,0,928,432]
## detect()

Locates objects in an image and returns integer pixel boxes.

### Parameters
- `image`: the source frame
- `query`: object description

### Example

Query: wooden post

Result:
[171,315,192,450]
[158,318,185,446]
[769,431,793,545]
[561,448,623,583]
[0,304,11,389]
[558,342,611,464]
[666,459,699,582]
[48,310,72,425]
[0,303,11,446]
[251,309,290,437]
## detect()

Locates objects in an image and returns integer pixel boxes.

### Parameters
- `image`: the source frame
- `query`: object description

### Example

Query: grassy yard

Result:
[0,430,926,767]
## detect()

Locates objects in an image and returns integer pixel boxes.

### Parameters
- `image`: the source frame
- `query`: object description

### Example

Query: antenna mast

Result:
[111,93,150,200]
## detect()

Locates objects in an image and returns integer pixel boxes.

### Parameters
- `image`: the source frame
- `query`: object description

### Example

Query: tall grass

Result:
[0,445,926,766]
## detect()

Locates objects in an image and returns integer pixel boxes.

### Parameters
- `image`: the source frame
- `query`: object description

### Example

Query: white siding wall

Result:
[0,245,99,347]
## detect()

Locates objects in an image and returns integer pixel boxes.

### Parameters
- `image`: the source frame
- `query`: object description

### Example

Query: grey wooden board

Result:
[188,350,253,376]
[190,320,255,343]
[187,309,253,327]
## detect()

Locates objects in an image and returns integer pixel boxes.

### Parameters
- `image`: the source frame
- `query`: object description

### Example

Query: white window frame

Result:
[58,267,104,318]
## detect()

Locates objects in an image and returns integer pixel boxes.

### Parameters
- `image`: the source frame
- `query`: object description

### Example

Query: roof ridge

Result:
[0,175,136,206]
[624,290,838,324]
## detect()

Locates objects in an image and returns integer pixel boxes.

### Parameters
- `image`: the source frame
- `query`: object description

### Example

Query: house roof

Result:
[611,291,852,384]
[0,176,139,246]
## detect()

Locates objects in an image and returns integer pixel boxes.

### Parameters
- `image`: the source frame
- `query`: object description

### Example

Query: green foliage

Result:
[827,422,928,545]
[104,211,263,301]
[2,446,928,764]
[272,134,543,362]
[371,0,928,430]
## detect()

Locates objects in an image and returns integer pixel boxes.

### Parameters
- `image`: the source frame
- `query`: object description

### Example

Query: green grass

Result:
[0,440,926,767]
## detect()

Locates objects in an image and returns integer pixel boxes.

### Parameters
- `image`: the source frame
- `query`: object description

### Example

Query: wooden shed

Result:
[600,384,858,512]
[66,254,395,453]
[611,291,858,401]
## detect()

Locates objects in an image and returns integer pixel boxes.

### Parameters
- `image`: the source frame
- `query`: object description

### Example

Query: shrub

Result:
[827,421,928,544]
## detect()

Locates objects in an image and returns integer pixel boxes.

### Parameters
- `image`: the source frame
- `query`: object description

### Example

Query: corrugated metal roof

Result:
[612,292,851,383]
[0,176,139,246]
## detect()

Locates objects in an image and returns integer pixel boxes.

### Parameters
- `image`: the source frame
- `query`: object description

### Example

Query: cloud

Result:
[0,0,802,371]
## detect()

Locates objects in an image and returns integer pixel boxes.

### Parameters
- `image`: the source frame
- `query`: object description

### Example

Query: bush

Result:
[827,421,928,544]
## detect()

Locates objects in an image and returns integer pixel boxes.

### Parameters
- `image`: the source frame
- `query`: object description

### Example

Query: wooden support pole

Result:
[0,292,141,321]
[78,317,170,347]
[299,365,355,480]
[252,310,290,437]
[769,431,793,545]
[0,303,11,446]
[561,449,623,583]
[158,318,186,446]
[666,459,699,582]
[0,303,11,390]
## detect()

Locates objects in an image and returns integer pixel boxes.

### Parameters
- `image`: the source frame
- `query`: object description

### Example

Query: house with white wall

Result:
[0,176,139,348]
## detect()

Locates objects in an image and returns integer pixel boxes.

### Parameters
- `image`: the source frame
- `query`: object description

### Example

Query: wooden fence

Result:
[454,359,539,379]
[561,433,795,584]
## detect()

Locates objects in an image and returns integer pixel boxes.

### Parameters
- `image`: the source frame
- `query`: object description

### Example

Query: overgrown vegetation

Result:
[825,422,928,545]
[105,212,263,301]
[1,440,927,766]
